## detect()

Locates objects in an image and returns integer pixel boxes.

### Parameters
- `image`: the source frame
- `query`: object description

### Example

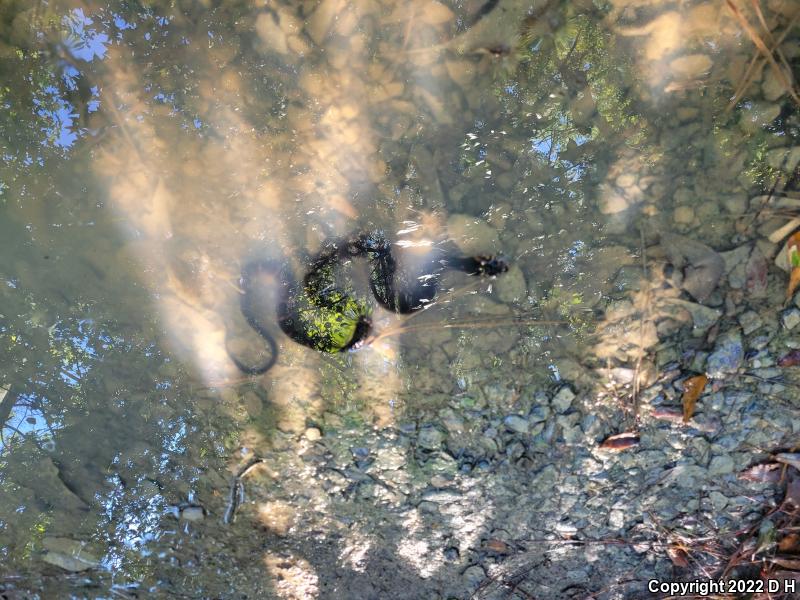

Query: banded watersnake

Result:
[227,230,508,374]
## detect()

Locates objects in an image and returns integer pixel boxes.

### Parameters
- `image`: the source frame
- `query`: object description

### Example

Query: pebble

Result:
[552,386,576,413]
[180,506,205,522]
[417,426,445,451]
[738,311,762,335]
[669,54,712,79]
[494,264,527,303]
[739,102,781,134]
[598,185,630,214]
[41,538,101,572]
[504,414,529,434]
[708,455,734,476]
[528,404,551,424]
[782,308,800,330]
[673,205,695,224]
[304,427,322,441]
[705,329,743,379]
[462,565,486,591]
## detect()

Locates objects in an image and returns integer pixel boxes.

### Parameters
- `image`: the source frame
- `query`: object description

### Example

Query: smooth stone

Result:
[304,427,322,441]
[494,264,527,303]
[504,414,529,434]
[669,54,712,79]
[180,506,205,522]
[528,404,551,423]
[739,102,780,133]
[41,538,100,572]
[782,308,800,330]
[673,205,695,224]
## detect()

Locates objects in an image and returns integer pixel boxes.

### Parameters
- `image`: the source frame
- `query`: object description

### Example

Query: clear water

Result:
[0,0,798,597]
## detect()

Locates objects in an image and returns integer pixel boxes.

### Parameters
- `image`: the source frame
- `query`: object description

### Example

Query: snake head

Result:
[350,231,391,256]
[343,315,373,351]
[474,255,509,276]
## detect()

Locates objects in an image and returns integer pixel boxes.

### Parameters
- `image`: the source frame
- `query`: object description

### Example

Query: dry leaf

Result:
[787,231,800,300]
[739,462,782,483]
[779,350,800,367]
[779,533,800,554]
[681,375,708,423]
[769,556,800,570]
[599,432,640,451]
[652,407,685,423]
[484,539,512,554]
[667,544,690,568]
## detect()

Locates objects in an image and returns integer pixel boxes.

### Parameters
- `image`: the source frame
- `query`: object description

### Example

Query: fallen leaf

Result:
[484,539,512,554]
[787,232,800,300]
[779,533,800,553]
[652,407,685,423]
[779,350,800,367]
[599,432,640,451]
[739,462,782,483]
[769,556,800,570]
[667,544,690,568]
[681,375,708,423]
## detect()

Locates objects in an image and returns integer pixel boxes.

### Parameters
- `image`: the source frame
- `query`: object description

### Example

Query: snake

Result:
[226,230,508,374]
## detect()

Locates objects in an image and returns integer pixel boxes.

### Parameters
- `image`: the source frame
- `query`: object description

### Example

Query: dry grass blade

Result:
[726,0,800,106]
[749,0,775,45]
[727,10,800,110]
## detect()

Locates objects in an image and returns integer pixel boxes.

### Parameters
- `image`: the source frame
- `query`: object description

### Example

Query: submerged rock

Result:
[41,537,100,572]
[417,426,445,451]
[706,329,744,379]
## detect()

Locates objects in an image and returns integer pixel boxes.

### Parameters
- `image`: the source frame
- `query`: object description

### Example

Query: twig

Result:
[726,0,800,106]
[222,456,266,524]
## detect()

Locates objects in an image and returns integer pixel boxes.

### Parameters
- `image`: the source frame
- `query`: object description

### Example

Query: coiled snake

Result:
[227,230,508,374]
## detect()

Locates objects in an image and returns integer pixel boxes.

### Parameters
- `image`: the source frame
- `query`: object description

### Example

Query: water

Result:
[1,0,798,597]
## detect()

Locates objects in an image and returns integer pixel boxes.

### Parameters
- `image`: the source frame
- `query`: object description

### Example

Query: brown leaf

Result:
[787,232,800,300]
[599,432,640,451]
[779,350,800,367]
[667,544,690,568]
[681,375,708,423]
[484,539,512,554]
[779,533,800,554]
[788,269,800,302]
[769,556,800,570]
[739,462,783,483]
[652,407,684,423]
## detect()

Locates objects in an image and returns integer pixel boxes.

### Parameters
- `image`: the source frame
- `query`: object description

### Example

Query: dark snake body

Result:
[228,231,507,374]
